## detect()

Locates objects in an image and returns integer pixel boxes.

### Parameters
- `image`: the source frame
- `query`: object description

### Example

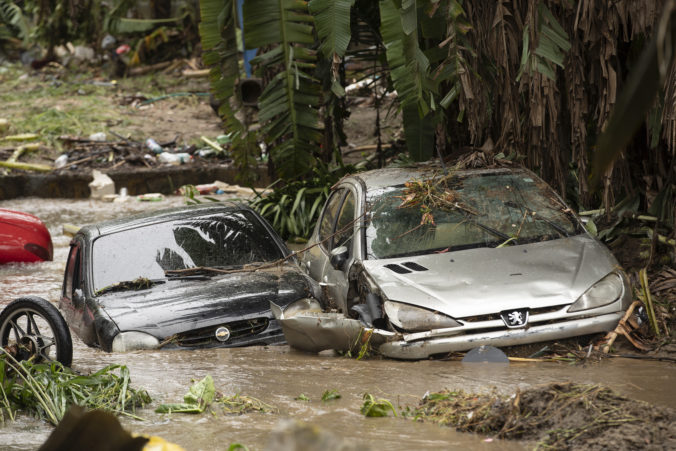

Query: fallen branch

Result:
[600,301,652,353]
[0,160,52,172]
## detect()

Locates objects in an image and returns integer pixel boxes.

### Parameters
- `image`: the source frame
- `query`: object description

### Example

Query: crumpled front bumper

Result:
[273,300,623,360]
[379,312,622,359]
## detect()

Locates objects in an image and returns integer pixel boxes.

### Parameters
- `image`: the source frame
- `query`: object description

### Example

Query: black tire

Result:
[0,296,73,367]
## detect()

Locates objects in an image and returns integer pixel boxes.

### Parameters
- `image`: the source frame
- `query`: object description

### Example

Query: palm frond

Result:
[517,3,570,81]
[244,0,322,179]
[0,0,28,41]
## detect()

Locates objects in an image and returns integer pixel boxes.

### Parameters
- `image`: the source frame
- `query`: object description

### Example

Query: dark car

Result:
[59,202,322,352]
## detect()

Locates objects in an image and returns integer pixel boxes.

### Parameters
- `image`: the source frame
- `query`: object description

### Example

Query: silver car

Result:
[272,166,631,359]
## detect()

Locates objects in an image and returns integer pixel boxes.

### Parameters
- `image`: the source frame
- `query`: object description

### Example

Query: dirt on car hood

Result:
[362,235,621,318]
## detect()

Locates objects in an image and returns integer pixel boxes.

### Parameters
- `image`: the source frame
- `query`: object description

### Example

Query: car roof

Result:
[77,201,249,240]
[349,165,531,191]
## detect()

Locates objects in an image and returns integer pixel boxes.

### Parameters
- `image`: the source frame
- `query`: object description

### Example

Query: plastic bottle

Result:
[89,132,106,141]
[145,138,163,154]
[158,152,192,165]
[54,154,68,169]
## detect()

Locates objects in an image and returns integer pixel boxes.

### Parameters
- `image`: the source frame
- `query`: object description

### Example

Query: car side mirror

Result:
[73,288,85,308]
[329,246,349,271]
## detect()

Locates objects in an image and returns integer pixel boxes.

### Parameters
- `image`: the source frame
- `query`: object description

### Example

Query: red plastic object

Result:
[0,209,53,264]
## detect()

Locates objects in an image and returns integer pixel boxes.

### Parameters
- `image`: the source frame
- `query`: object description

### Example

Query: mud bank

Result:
[0,164,270,200]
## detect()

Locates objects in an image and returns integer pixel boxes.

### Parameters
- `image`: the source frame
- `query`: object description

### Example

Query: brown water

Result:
[1,197,674,450]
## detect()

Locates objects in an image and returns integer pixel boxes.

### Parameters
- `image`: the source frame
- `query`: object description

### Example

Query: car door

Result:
[303,188,346,282]
[321,189,357,312]
[60,239,97,345]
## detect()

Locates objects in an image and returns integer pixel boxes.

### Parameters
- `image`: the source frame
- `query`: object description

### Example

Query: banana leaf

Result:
[243,0,322,179]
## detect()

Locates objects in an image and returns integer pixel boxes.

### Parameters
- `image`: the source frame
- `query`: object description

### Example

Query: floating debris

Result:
[408,382,675,449]
[0,352,150,425]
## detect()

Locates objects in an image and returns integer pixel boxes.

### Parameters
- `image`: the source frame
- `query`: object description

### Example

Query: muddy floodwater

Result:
[1,197,674,450]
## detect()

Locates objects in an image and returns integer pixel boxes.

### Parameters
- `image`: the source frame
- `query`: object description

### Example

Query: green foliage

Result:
[0,352,150,425]
[250,164,355,241]
[244,0,323,179]
[0,0,28,42]
[309,0,355,59]
[321,389,341,402]
[156,374,275,415]
[156,374,215,414]
[295,393,310,401]
[517,3,571,81]
[361,393,397,417]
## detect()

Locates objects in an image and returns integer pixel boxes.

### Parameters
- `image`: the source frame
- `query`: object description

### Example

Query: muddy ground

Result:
[0,62,400,174]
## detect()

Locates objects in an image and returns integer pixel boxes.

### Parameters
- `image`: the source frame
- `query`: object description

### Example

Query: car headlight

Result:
[384,301,461,332]
[568,272,624,313]
[112,331,160,352]
[283,298,323,318]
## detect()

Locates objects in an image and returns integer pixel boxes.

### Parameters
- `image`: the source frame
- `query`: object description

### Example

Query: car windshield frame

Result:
[364,171,584,260]
[91,210,284,293]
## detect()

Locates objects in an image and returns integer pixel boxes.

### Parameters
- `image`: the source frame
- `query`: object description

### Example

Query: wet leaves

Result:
[294,393,310,402]
[360,393,396,417]
[156,375,275,415]
[0,352,150,425]
[321,389,341,402]
[410,382,676,449]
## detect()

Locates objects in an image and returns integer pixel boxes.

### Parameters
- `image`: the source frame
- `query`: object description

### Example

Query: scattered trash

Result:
[158,152,192,165]
[88,169,115,199]
[88,132,107,141]
[145,138,163,154]
[101,34,116,50]
[116,44,131,55]
[0,118,9,134]
[114,187,129,203]
[136,192,164,202]
[54,154,68,169]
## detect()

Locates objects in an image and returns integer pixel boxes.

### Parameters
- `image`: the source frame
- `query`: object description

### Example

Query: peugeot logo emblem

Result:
[501,309,529,328]
[215,326,231,342]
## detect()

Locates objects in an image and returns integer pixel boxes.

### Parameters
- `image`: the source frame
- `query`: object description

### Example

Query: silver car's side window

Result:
[319,189,345,249]
[333,191,355,251]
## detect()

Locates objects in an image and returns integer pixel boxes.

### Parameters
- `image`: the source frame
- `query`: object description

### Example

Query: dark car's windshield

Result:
[365,171,582,259]
[92,210,283,292]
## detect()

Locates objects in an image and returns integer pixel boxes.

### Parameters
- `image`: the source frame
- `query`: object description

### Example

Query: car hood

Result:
[362,235,620,318]
[97,265,314,338]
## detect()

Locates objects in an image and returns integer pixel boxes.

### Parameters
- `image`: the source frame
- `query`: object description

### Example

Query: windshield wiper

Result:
[96,278,165,296]
[469,219,512,241]
[503,201,570,237]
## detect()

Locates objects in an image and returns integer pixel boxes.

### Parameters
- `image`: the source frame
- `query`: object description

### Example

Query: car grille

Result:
[459,304,567,323]
[172,318,269,347]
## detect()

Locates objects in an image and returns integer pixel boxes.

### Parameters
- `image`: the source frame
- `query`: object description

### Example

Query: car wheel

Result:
[0,296,73,367]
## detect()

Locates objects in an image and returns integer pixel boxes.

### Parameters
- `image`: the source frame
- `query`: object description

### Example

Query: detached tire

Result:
[0,296,73,367]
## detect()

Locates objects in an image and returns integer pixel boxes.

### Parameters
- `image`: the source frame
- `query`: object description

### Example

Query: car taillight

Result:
[24,243,52,261]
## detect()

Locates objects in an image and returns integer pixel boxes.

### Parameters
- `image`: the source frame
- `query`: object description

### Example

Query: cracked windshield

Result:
[1,1,674,450]
[366,171,581,259]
